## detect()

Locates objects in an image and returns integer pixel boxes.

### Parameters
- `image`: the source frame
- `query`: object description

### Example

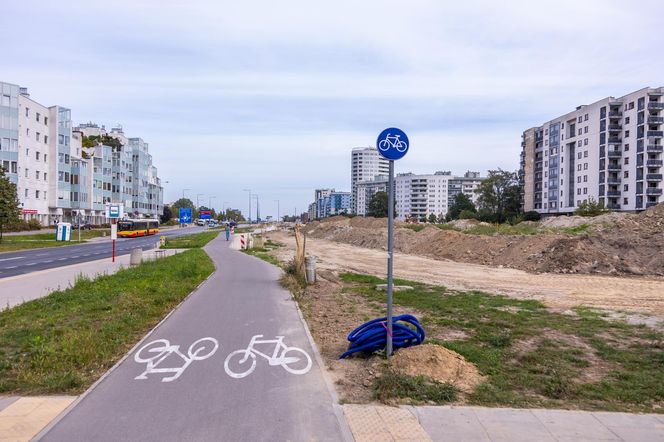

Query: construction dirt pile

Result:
[391,344,484,393]
[304,204,664,276]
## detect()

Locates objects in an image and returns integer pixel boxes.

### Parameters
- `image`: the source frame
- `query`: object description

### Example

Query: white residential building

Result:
[351,147,389,214]
[520,86,664,213]
[355,175,388,216]
[395,171,485,221]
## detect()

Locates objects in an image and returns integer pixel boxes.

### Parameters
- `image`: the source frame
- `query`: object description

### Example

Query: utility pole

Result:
[196,193,204,209]
[274,199,280,223]
[209,196,216,213]
[243,189,251,223]
[252,194,260,221]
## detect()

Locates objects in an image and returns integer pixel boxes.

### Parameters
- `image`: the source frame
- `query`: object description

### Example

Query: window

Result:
[584,139,588,146]
[578,128,582,136]
[625,144,629,151]
[43,173,47,181]
[577,176,581,183]
[36,151,40,160]
[626,117,630,124]
[583,175,588,182]
[577,188,582,195]
[584,114,588,121]
[35,190,40,198]
[26,128,30,136]
[625,130,630,138]
[577,164,582,171]
[584,126,588,133]
[36,112,40,122]
[624,171,629,178]
[578,140,582,147]
[578,152,582,159]
[11,162,17,173]
[44,117,48,125]
[624,184,629,191]
[584,151,588,158]
[624,197,629,205]
[44,154,47,162]
[629,102,634,110]
[35,171,39,180]
[25,107,29,117]
[44,135,48,144]
[584,163,588,170]
[36,132,40,142]
[583,187,588,195]
[578,116,582,123]
[624,157,629,165]
[25,188,28,197]
[26,148,29,157]
[25,168,28,177]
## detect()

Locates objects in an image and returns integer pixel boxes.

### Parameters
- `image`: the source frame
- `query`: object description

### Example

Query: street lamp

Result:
[196,193,204,209]
[243,189,251,223]
[252,194,260,221]
[274,199,280,223]
[182,188,191,200]
[209,195,216,211]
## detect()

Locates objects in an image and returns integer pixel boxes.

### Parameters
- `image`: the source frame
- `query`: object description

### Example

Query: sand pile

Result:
[391,344,484,393]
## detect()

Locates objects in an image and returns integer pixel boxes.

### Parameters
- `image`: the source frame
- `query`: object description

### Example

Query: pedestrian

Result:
[225,224,230,241]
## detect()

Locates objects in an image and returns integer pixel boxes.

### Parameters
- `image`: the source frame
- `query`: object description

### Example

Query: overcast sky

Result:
[2,0,663,219]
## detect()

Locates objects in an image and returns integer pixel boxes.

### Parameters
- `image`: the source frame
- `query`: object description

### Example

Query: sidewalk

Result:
[0,249,184,311]
[343,404,664,442]
[0,397,76,442]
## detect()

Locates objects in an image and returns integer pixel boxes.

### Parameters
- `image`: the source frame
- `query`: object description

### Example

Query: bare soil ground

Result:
[270,230,664,319]
[303,203,664,277]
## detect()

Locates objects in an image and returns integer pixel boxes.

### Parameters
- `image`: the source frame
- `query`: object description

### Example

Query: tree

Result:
[446,193,476,221]
[172,198,196,219]
[0,168,21,243]
[160,205,173,223]
[367,191,389,218]
[197,206,216,218]
[218,209,245,223]
[574,197,607,217]
[475,169,521,223]
[427,213,437,223]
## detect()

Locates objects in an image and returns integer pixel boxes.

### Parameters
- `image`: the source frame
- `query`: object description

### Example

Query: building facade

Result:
[355,175,388,216]
[395,171,485,221]
[0,81,164,225]
[351,147,389,214]
[520,86,664,214]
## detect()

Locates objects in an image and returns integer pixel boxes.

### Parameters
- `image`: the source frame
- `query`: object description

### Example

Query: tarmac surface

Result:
[0,225,205,278]
[37,234,349,441]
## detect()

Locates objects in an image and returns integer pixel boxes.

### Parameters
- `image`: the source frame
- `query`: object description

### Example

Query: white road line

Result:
[58,258,67,261]
[0,256,25,262]
[5,266,17,269]
[72,255,80,258]
[35,253,49,257]
[43,260,54,263]
[26,262,37,266]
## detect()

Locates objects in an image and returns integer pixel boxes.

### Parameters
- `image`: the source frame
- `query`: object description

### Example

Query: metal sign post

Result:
[376,127,409,358]
[106,203,123,263]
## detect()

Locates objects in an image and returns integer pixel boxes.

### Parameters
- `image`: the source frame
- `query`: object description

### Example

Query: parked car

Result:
[71,222,92,230]
[195,219,206,226]
[208,220,217,227]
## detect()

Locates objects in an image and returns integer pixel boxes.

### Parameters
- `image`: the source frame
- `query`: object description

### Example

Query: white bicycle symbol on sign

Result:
[224,335,312,379]
[134,337,219,383]
[378,133,408,152]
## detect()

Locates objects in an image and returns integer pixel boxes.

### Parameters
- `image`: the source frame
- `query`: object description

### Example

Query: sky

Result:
[2,0,664,219]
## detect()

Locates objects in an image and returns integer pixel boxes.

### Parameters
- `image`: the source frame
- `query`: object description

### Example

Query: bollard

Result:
[305,255,317,284]
[129,248,143,266]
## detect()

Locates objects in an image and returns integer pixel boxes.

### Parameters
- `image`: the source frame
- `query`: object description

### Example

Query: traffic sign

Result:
[199,210,212,220]
[106,204,124,219]
[179,208,193,224]
[377,127,409,161]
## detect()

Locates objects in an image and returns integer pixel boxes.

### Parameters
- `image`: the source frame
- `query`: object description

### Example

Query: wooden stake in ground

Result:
[294,224,306,278]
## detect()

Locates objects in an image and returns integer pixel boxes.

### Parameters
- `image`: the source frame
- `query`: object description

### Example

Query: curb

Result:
[33,249,216,440]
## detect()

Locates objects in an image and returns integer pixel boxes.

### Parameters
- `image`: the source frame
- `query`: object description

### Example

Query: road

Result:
[38,234,349,441]
[0,226,206,279]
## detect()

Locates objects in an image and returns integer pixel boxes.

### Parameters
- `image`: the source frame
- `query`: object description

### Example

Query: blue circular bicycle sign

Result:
[376,127,409,160]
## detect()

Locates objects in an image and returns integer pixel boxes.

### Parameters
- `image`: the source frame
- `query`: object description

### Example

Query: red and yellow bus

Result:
[117,219,160,238]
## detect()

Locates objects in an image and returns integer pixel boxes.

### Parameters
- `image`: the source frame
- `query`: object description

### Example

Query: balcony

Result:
[607,149,622,158]
[648,117,664,124]
[646,202,660,208]
[606,203,621,210]
[649,91,664,97]
[608,137,622,144]
[647,159,664,166]
[608,124,622,131]
[646,188,663,195]
[607,177,621,184]
[607,163,622,171]
[647,145,664,152]
[607,190,621,197]
[647,130,664,137]
[647,174,663,181]
[608,111,622,117]
[648,102,664,110]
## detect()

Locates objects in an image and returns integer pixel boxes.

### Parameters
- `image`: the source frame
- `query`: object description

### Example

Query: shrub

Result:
[574,197,607,217]
[27,219,42,230]
[523,211,541,221]
[458,210,477,220]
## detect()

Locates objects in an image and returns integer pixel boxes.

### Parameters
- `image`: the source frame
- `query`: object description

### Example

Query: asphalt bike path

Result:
[0,226,206,278]
[39,234,349,441]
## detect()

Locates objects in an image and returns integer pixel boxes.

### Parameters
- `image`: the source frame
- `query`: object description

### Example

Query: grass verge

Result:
[0,249,214,395]
[161,231,219,248]
[0,230,108,253]
[340,272,664,413]
[373,370,457,404]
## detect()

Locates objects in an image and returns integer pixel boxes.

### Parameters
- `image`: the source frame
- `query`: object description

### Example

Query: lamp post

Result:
[252,194,260,222]
[182,188,191,200]
[196,193,204,209]
[209,195,216,212]
[243,189,251,223]
[274,199,280,223]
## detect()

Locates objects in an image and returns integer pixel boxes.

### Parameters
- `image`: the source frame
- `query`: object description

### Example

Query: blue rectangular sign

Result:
[179,208,193,223]
[199,210,212,220]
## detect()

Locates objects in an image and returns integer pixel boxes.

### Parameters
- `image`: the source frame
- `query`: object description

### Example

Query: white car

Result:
[196,219,206,226]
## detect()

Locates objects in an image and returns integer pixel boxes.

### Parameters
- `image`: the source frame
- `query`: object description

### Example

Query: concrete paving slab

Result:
[411,406,490,442]
[343,405,431,442]
[531,409,621,441]
[591,412,664,442]
[0,397,75,442]
[470,407,557,442]
[0,398,18,413]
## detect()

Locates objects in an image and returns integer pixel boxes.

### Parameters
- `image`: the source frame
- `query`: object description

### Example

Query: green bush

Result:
[459,210,477,220]
[574,197,607,217]
[523,211,541,221]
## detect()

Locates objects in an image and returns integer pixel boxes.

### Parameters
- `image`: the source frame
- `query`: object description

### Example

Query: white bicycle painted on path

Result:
[134,337,219,383]
[378,133,408,152]
[224,335,312,379]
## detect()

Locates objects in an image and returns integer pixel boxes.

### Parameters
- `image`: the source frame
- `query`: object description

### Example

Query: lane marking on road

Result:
[224,335,312,379]
[35,253,49,257]
[71,255,80,259]
[0,256,25,262]
[43,260,54,263]
[4,266,17,269]
[58,258,67,261]
[26,262,37,266]
[134,338,219,383]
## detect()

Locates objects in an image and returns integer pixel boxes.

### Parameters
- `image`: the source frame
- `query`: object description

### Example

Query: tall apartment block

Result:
[351,147,389,214]
[395,171,484,221]
[520,86,664,214]
[0,81,163,225]
[355,175,388,216]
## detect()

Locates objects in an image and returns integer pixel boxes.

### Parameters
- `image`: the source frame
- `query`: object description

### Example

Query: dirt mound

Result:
[391,344,484,393]
[448,219,491,230]
[304,204,664,276]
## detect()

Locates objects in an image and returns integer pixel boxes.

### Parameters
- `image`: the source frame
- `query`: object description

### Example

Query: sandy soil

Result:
[269,230,664,319]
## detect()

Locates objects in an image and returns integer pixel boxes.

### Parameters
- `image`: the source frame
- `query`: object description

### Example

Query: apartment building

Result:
[308,188,351,219]
[0,81,164,225]
[355,175,388,216]
[520,86,664,214]
[395,171,485,221]
[314,188,334,219]
[351,147,389,214]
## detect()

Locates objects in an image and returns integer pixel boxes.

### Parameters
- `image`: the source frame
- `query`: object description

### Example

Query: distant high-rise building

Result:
[520,86,664,213]
[351,147,389,214]
[355,175,388,216]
